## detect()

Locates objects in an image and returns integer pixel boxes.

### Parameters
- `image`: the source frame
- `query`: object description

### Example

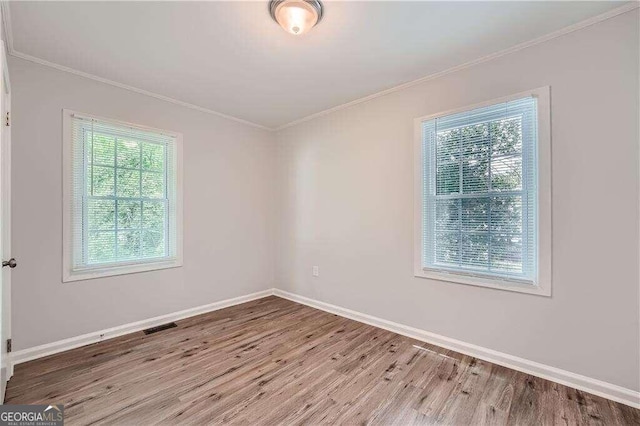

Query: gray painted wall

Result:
[9,57,277,350]
[8,8,639,395]
[276,11,639,391]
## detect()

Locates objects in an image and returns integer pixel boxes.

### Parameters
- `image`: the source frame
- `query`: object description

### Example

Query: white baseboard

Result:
[8,287,639,409]
[10,289,274,367]
[273,289,640,409]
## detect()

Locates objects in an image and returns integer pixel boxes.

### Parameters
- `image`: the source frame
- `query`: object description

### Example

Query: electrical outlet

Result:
[312,266,319,277]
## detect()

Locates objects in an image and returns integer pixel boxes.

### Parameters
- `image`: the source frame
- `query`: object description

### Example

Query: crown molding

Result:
[1,2,13,58]
[1,2,637,133]
[0,2,273,131]
[275,2,640,131]
[8,50,273,131]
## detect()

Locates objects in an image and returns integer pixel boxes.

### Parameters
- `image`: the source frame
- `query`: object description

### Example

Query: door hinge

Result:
[6,338,11,353]
[5,111,9,127]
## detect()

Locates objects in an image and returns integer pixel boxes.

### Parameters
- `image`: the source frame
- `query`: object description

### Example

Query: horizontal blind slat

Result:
[70,114,178,271]
[422,96,537,282]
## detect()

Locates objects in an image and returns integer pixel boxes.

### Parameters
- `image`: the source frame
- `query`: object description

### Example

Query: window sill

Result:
[63,258,182,282]
[414,268,551,297]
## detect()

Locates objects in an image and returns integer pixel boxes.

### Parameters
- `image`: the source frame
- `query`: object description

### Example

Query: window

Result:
[414,88,551,295]
[63,110,182,281]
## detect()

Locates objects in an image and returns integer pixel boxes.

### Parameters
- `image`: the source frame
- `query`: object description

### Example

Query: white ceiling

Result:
[7,1,629,129]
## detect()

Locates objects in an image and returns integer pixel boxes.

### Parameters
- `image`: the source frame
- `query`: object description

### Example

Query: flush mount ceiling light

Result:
[269,0,324,35]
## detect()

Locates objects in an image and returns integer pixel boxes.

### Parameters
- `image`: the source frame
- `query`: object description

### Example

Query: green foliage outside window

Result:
[433,117,524,273]
[85,131,167,264]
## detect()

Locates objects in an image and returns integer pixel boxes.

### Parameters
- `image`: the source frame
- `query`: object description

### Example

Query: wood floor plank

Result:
[5,296,639,425]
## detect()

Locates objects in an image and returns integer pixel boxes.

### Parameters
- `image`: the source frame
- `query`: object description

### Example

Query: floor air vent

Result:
[143,322,178,335]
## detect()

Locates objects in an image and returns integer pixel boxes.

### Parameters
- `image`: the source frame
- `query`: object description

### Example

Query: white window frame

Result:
[62,109,183,282]
[413,87,551,296]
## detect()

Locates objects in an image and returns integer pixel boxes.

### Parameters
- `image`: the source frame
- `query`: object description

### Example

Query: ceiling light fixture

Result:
[269,0,323,35]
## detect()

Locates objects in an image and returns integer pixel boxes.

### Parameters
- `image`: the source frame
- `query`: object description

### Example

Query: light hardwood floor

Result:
[5,296,639,425]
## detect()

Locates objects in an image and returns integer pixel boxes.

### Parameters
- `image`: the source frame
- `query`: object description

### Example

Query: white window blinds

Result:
[69,113,179,273]
[421,97,538,283]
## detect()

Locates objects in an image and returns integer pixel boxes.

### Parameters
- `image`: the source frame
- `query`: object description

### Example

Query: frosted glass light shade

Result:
[271,0,322,35]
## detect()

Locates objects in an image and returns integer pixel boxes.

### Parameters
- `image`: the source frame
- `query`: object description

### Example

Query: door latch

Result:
[2,258,16,268]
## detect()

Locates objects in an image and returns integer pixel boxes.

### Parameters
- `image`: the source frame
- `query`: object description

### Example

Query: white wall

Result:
[7,5,639,397]
[276,10,640,392]
[9,57,277,350]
